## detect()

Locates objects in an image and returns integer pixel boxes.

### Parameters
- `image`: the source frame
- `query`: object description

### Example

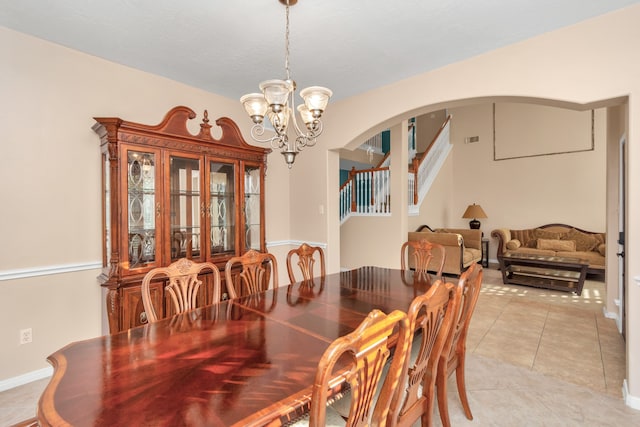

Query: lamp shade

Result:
[259,79,293,111]
[300,86,332,117]
[240,93,268,123]
[296,104,315,126]
[462,203,488,219]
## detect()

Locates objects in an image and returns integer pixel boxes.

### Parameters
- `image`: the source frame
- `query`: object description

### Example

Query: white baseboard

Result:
[0,367,53,392]
[623,379,640,410]
[602,305,618,320]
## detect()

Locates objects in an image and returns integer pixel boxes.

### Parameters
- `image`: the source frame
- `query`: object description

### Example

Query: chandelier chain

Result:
[284,2,291,81]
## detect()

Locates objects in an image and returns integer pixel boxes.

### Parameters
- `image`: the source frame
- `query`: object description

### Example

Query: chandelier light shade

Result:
[240,0,332,168]
[462,203,488,229]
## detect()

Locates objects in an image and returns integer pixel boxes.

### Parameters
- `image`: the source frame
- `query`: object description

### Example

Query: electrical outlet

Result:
[20,328,32,345]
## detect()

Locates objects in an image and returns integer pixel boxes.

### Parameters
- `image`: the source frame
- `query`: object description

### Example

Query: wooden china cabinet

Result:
[93,106,269,333]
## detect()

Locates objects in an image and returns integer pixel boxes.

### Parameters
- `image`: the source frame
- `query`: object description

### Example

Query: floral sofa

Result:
[407,225,482,275]
[491,223,605,275]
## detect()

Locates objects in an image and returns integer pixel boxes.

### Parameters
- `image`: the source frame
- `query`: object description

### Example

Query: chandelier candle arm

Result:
[240,0,332,168]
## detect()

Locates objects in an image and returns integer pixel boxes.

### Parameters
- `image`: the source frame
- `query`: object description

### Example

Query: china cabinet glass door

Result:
[125,148,160,270]
[208,161,236,257]
[244,164,262,251]
[169,155,202,261]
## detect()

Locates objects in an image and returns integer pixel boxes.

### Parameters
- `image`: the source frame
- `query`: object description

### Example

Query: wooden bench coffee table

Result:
[499,253,589,295]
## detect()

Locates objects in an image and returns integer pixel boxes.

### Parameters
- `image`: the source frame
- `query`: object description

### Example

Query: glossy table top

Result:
[38,267,433,427]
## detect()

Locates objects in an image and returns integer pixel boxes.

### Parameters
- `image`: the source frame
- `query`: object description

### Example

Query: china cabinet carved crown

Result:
[93,106,269,333]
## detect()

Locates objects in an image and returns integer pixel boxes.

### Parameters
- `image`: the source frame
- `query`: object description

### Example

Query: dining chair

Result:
[286,242,326,285]
[436,263,483,427]
[140,258,221,323]
[224,249,279,299]
[387,279,459,427]
[400,238,446,283]
[291,309,412,427]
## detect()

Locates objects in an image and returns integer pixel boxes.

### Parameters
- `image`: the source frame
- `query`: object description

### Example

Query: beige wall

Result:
[415,110,448,153]
[3,2,640,409]
[0,26,292,384]
[324,5,639,407]
[493,102,594,158]
[449,103,606,247]
[340,122,409,270]
[0,271,100,380]
[338,146,383,168]
[407,153,456,232]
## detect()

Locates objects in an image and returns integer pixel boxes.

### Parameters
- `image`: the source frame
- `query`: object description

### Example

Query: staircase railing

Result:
[408,121,416,161]
[339,179,352,223]
[340,166,390,224]
[340,115,451,223]
[409,116,452,208]
[377,151,391,168]
[408,173,416,207]
[359,133,384,155]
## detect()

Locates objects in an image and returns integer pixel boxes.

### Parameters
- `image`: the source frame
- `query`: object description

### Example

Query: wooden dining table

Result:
[37,267,435,427]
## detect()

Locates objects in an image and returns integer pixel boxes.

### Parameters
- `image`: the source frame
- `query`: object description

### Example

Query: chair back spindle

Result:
[224,249,279,298]
[141,258,221,323]
[286,243,326,285]
[388,280,459,427]
[401,239,446,283]
[306,309,412,427]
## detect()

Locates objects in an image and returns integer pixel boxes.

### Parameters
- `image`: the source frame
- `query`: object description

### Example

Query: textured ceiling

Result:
[1,0,639,102]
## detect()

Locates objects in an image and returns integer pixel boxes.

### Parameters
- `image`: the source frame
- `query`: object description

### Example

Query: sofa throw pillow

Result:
[527,229,562,248]
[506,239,521,250]
[534,229,562,240]
[564,228,598,252]
[598,243,606,256]
[537,238,576,251]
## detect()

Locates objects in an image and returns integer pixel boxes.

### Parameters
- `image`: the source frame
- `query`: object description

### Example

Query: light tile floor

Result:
[1,267,639,426]
[437,267,640,426]
[468,268,624,396]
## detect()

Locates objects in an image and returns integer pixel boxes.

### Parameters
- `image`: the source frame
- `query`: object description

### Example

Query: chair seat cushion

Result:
[463,248,481,265]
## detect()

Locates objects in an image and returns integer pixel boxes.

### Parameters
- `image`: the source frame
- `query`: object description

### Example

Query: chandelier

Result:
[240,0,332,168]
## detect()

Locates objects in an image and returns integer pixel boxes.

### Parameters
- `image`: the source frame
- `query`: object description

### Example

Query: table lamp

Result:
[462,203,487,229]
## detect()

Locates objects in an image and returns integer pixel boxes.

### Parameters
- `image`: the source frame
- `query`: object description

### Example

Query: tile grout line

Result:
[594,311,609,391]
[530,303,550,370]
[468,286,510,354]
